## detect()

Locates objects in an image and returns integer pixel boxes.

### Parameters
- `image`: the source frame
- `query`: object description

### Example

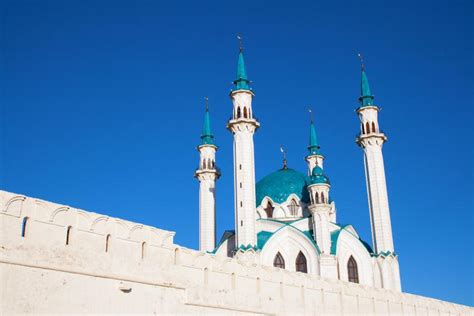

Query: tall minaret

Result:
[227,42,260,249]
[195,98,220,252]
[355,57,401,291]
[355,58,394,255]
[305,110,325,175]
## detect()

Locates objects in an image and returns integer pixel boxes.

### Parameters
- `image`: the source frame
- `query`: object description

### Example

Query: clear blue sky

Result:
[2,0,473,306]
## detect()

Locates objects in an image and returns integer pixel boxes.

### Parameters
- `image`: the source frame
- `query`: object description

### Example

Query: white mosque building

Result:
[195,46,401,292]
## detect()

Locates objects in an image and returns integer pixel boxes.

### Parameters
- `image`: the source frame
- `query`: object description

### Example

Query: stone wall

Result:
[0,190,471,315]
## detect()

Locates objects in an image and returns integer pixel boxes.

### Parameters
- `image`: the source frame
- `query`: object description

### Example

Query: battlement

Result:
[0,190,471,314]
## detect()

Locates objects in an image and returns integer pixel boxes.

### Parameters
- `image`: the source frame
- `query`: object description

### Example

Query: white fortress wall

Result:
[0,190,471,315]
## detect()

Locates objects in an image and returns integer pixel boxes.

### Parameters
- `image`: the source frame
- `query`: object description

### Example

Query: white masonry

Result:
[195,144,219,252]
[227,90,259,248]
[356,106,394,254]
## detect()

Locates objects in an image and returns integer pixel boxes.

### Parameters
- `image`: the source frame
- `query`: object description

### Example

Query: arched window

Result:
[264,202,274,218]
[321,192,325,203]
[372,122,377,133]
[105,234,111,253]
[347,256,359,283]
[21,217,29,238]
[288,199,299,216]
[243,107,248,118]
[211,160,215,168]
[237,107,241,118]
[315,192,319,204]
[361,123,365,134]
[273,252,285,269]
[366,122,370,134]
[66,226,72,245]
[295,251,308,273]
[141,242,146,259]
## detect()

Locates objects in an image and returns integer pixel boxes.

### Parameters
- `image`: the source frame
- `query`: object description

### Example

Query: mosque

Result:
[194,46,401,292]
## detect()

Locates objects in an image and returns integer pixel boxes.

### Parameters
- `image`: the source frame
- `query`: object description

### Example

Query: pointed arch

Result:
[264,202,274,218]
[273,252,285,269]
[295,251,307,273]
[243,107,248,118]
[366,122,370,134]
[347,256,359,283]
[372,122,377,133]
[21,217,29,238]
[361,123,365,134]
[237,107,241,118]
[315,192,319,204]
[321,192,325,203]
[289,199,299,216]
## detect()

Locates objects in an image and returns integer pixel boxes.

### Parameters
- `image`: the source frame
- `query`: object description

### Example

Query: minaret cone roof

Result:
[201,105,214,145]
[233,50,251,91]
[359,66,375,107]
[308,120,321,155]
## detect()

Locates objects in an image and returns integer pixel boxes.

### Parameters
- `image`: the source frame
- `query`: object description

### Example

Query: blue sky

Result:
[2,0,473,306]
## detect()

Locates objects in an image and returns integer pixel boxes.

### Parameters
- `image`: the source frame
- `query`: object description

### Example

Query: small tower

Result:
[227,42,260,249]
[195,99,220,252]
[307,166,331,254]
[307,166,337,278]
[355,57,401,291]
[305,112,325,175]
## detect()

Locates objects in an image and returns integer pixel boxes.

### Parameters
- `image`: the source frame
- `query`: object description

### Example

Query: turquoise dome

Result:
[256,168,310,206]
[310,166,330,185]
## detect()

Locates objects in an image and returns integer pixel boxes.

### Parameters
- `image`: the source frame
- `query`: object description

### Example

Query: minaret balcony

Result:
[355,131,387,143]
[194,166,221,177]
[226,116,260,131]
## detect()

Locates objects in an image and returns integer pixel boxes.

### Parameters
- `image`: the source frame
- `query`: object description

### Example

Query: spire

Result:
[308,109,321,155]
[358,53,375,107]
[280,146,288,169]
[201,97,214,145]
[233,35,251,91]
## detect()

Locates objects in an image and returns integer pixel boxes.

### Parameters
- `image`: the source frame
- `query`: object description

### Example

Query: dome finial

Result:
[308,107,314,124]
[237,34,243,52]
[358,52,365,71]
[205,96,209,112]
[280,145,287,169]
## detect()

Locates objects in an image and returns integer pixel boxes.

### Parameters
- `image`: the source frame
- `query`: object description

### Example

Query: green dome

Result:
[256,168,310,206]
[310,166,330,185]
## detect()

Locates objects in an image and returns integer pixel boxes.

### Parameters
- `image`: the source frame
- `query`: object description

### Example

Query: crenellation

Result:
[3,191,468,315]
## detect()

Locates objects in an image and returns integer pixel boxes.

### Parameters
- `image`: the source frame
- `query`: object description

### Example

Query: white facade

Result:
[1,190,471,315]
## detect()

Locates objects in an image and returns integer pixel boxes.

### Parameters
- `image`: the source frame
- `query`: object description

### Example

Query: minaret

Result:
[355,58,394,254]
[307,166,331,254]
[226,42,260,249]
[195,98,220,252]
[355,57,401,291]
[305,110,325,175]
[307,166,337,278]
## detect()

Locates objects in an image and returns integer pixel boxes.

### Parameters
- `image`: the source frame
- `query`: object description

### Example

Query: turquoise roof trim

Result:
[330,224,374,255]
[256,168,310,206]
[201,107,214,145]
[359,69,375,107]
[257,218,321,254]
[233,51,251,91]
